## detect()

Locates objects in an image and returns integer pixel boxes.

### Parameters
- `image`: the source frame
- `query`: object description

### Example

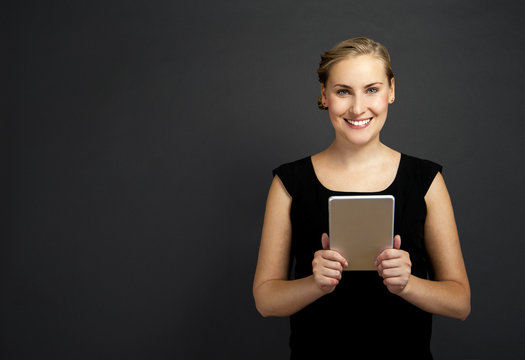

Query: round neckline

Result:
[308,153,404,194]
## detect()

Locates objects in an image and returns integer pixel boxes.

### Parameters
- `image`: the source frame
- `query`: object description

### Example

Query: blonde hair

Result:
[317,37,394,110]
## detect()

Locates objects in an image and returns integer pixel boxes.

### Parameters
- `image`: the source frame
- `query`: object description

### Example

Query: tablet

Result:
[328,195,394,271]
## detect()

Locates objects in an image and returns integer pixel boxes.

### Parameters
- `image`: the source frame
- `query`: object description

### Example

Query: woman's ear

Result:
[389,78,395,104]
[321,83,327,106]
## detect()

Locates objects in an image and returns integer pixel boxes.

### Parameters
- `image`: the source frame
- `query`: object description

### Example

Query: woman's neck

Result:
[323,137,391,168]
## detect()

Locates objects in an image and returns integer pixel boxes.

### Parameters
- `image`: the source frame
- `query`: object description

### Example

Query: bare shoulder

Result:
[265,175,292,219]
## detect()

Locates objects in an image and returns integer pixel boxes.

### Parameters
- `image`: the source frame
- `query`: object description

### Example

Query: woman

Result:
[253,37,470,358]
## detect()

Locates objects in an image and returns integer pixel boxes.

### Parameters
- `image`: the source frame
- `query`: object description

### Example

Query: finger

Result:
[321,233,330,250]
[322,260,344,272]
[376,263,383,277]
[313,254,344,272]
[375,248,402,265]
[381,267,405,278]
[314,271,341,285]
[375,236,401,264]
[313,253,346,271]
[321,250,348,267]
[393,235,401,250]
[379,257,404,270]
[375,244,391,260]
[317,267,343,280]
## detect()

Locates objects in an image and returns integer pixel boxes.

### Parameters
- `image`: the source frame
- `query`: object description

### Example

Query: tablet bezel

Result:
[328,195,395,271]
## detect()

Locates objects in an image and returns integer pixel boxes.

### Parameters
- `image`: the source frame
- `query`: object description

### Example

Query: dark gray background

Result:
[4,0,525,359]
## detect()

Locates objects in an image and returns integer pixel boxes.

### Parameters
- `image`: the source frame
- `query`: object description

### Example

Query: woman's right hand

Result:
[312,233,348,293]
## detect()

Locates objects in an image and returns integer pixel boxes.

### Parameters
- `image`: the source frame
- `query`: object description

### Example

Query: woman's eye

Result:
[336,89,349,95]
[367,88,378,94]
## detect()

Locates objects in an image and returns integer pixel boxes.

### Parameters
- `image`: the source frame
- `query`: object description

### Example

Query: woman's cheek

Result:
[329,98,349,114]
[371,96,389,113]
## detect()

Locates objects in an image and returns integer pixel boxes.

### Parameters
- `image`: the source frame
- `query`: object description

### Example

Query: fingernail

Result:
[345,261,349,267]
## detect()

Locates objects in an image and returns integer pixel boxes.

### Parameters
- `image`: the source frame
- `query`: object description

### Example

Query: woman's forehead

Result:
[328,55,388,85]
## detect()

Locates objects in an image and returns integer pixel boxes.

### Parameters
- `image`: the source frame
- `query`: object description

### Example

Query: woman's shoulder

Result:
[272,156,313,198]
[401,153,442,173]
[399,153,443,193]
[272,156,312,175]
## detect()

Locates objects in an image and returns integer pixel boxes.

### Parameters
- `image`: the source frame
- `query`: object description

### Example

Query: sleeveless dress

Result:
[272,153,442,359]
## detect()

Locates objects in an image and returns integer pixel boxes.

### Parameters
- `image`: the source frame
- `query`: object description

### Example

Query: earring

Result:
[389,97,395,104]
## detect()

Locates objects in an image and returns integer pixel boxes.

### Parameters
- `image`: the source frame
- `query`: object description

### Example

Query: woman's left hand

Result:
[375,235,412,295]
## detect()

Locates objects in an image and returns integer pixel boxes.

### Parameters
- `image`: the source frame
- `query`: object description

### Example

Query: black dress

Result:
[272,153,442,359]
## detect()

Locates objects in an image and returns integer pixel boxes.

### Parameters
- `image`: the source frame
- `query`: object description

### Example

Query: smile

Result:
[344,117,372,128]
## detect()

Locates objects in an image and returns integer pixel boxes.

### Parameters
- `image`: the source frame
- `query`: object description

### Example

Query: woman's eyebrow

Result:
[332,82,383,89]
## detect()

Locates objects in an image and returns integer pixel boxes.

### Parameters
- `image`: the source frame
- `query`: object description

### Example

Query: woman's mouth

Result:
[344,117,372,128]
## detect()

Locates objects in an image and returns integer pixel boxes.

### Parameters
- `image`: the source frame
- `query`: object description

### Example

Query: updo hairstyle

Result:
[317,37,394,110]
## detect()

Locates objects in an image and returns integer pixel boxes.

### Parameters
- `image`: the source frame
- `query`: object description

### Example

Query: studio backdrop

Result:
[4,1,525,359]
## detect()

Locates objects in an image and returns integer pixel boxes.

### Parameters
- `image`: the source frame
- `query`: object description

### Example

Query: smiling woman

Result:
[253,37,470,359]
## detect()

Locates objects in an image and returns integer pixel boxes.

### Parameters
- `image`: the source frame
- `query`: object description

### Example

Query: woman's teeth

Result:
[346,118,372,126]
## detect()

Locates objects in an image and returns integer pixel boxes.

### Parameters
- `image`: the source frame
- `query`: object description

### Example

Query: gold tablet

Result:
[328,195,394,271]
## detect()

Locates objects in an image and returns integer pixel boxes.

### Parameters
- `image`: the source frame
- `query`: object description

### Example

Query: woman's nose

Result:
[349,95,365,115]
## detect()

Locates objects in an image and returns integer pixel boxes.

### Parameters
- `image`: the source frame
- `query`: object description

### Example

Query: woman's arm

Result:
[253,176,346,317]
[376,172,471,320]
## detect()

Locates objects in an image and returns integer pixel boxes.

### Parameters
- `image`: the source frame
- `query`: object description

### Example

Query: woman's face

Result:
[321,54,394,147]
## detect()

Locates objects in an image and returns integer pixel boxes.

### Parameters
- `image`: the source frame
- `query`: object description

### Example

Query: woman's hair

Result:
[317,37,394,110]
